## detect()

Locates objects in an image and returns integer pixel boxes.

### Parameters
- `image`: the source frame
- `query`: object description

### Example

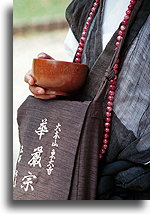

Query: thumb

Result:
[37,52,54,60]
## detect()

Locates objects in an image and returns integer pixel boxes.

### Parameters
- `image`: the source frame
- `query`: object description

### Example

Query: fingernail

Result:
[47,91,56,95]
[50,95,56,98]
[50,91,56,95]
[38,89,44,94]
[29,79,32,85]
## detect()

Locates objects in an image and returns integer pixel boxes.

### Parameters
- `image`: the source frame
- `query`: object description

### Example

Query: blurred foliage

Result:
[13,0,71,26]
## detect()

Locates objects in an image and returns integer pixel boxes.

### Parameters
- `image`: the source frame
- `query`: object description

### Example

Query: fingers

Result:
[24,52,55,100]
[29,85,57,100]
[29,85,45,95]
[34,94,56,100]
[37,52,54,60]
[24,70,35,86]
[24,70,57,100]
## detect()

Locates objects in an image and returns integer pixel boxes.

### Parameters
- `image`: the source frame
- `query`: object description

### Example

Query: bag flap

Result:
[13,96,90,200]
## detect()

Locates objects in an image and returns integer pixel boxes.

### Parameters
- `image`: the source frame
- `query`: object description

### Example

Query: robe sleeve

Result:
[64,28,78,60]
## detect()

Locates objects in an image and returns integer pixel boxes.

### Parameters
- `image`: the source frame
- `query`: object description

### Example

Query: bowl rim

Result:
[33,58,88,68]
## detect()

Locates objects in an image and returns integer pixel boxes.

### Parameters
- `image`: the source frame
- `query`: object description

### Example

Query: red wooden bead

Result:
[108,90,115,96]
[107,101,113,107]
[108,96,114,102]
[91,7,96,13]
[130,0,136,5]
[113,64,119,69]
[87,17,92,22]
[106,107,112,113]
[102,144,108,150]
[118,30,124,36]
[103,133,110,139]
[104,128,110,133]
[85,22,89,28]
[124,15,130,20]
[94,2,98,8]
[126,9,131,15]
[105,123,111,128]
[122,20,128,26]
[114,69,119,75]
[110,80,115,85]
[96,0,100,3]
[117,36,123,42]
[114,75,118,81]
[103,139,109,144]
[100,149,106,154]
[89,12,94,18]
[106,112,112,118]
[76,52,82,58]
[82,32,87,37]
[75,58,81,63]
[128,4,133,10]
[120,25,126,31]
[116,42,120,47]
[105,117,111,123]
[83,26,88,32]
[79,42,84,48]
[78,47,83,53]
[106,107,113,112]
[80,37,86,43]
[109,85,116,91]
[110,80,117,86]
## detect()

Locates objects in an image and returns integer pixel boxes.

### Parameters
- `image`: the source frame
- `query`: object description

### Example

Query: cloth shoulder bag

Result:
[13,26,124,199]
[13,72,108,200]
[13,74,111,200]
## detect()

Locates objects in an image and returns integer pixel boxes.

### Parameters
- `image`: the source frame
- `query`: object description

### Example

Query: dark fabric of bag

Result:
[69,80,108,199]
[13,97,90,200]
[13,76,109,200]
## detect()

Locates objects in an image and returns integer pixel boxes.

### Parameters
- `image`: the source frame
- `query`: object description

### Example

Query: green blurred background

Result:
[14,0,71,26]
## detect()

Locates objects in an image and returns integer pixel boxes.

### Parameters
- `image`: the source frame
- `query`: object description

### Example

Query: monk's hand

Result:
[24,52,57,99]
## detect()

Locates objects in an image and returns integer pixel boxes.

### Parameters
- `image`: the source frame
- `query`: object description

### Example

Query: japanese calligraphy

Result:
[46,149,55,175]
[21,171,37,192]
[28,146,43,168]
[52,123,61,147]
[13,170,18,188]
[17,145,24,163]
[35,118,48,140]
[46,123,62,175]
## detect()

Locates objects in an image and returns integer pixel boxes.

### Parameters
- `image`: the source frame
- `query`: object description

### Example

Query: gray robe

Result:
[66,0,149,199]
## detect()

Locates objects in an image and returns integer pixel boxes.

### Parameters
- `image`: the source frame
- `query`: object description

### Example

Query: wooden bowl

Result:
[32,58,89,96]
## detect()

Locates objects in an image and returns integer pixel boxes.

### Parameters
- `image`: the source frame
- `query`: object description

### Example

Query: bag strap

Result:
[94,0,143,103]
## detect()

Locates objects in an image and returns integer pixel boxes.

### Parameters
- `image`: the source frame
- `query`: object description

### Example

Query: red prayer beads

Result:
[98,0,137,159]
[73,0,137,160]
[74,0,100,63]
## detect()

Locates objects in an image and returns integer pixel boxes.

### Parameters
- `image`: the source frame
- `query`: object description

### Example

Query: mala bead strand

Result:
[72,0,137,160]
[75,0,100,63]
[99,0,137,159]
